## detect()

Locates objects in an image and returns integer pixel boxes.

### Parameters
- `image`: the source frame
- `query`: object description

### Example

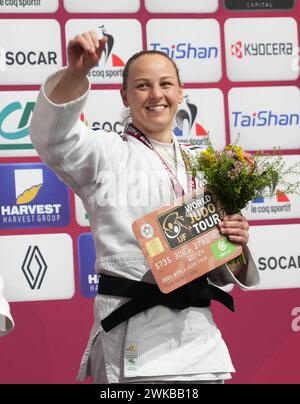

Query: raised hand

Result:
[67,31,107,77]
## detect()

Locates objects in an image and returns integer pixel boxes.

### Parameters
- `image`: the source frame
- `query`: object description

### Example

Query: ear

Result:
[178,83,184,104]
[120,89,129,107]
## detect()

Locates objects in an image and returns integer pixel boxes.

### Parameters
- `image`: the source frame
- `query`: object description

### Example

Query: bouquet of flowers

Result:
[189,142,300,216]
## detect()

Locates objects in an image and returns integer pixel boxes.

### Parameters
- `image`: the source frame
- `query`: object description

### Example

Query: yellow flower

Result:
[234,146,245,162]
[202,148,218,166]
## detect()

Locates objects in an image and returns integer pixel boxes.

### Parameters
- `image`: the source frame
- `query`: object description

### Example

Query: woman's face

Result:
[121,54,183,137]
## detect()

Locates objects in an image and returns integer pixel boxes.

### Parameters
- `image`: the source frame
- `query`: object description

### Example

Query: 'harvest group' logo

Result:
[0,164,70,229]
[15,169,43,205]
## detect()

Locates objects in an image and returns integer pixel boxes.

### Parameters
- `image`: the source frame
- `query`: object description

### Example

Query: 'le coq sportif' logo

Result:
[98,25,125,67]
[21,245,48,290]
[174,96,208,138]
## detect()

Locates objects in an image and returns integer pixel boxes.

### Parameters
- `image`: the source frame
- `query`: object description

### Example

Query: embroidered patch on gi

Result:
[125,342,139,371]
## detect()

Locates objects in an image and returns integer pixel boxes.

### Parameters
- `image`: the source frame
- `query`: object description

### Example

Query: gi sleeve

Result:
[29,69,125,194]
[0,276,14,337]
[207,243,260,290]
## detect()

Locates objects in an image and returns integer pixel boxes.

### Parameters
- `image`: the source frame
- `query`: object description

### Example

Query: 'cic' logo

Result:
[98,25,125,67]
[22,246,48,290]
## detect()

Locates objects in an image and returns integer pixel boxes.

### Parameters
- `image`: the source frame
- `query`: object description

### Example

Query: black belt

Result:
[98,274,234,332]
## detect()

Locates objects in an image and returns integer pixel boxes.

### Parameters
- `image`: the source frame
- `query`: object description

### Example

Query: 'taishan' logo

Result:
[174,96,209,145]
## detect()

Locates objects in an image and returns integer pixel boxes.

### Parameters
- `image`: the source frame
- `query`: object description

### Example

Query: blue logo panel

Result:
[78,233,98,298]
[0,163,70,229]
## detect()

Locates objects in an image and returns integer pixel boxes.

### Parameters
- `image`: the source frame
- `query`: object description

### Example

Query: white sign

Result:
[0,0,58,13]
[0,91,38,157]
[175,89,226,150]
[0,234,75,302]
[0,19,62,85]
[249,224,300,290]
[228,86,300,150]
[225,18,299,82]
[83,89,125,134]
[147,19,222,83]
[65,20,142,84]
[243,155,300,221]
[145,0,218,13]
[64,0,140,13]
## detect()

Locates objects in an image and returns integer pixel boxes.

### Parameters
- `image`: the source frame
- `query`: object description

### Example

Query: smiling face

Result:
[121,53,184,142]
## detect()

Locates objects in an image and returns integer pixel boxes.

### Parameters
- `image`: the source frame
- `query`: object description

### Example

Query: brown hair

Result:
[122,50,182,90]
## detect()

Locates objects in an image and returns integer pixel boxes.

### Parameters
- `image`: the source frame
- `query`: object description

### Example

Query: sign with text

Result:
[147,19,222,83]
[0,0,59,13]
[66,19,142,84]
[225,17,299,82]
[64,0,140,13]
[145,0,218,13]
[225,0,295,10]
[133,191,242,293]
[0,163,70,230]
[0,19,62,84]
[228,86,300,151]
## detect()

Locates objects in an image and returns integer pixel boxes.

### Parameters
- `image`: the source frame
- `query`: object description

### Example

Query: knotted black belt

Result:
[99,274,234,332]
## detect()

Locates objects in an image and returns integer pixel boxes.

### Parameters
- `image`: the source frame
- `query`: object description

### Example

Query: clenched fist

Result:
[67,31,107,77]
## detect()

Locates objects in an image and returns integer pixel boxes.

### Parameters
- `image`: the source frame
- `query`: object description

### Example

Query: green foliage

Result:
[189,142,300,215]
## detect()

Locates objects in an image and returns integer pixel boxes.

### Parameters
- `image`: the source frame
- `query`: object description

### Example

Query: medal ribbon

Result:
[125,124,196,197]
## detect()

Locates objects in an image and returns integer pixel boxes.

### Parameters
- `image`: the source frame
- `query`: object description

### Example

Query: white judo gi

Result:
[0,275,14,337]
[29,70,259,383]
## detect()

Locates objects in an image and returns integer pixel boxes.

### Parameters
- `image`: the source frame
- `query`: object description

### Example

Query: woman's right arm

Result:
[30,32,125,193]
[0,275,14,337]
[49,31,107,104]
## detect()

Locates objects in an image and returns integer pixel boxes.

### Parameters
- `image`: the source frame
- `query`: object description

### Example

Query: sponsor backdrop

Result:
[0,0,299,384]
